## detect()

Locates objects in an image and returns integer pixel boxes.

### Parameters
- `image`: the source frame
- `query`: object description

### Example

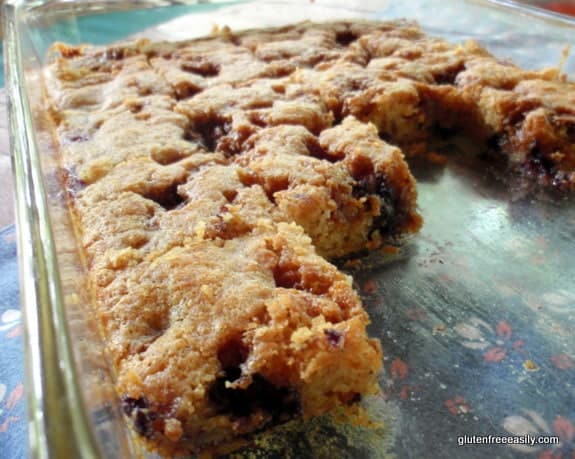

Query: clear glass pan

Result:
[3,0,574,457]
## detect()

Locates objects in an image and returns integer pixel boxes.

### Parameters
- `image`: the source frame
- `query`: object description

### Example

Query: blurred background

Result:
[522,0,575,15]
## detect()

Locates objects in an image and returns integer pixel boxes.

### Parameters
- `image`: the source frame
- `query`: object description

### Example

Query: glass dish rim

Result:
[3,0,574,457]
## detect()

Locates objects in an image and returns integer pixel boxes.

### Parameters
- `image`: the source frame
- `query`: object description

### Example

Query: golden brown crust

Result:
[45,21,418,457]
[104,223,381,455]
[44,18,575,457]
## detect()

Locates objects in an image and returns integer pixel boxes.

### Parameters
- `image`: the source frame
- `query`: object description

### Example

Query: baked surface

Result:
[44,19,575,457]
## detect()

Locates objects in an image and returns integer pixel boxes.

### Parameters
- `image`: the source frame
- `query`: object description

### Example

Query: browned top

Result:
[43,18,575,457]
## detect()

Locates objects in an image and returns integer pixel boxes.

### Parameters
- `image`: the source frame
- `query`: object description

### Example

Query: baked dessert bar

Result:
[44,19,574,457]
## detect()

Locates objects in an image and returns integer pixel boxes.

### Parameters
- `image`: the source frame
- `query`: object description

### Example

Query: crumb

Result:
[425,152,449,165]
[381,245,400,255]
[432,323,447,335]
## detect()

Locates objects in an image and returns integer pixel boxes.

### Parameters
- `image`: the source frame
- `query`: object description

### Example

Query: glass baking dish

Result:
[3,0,575,457]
